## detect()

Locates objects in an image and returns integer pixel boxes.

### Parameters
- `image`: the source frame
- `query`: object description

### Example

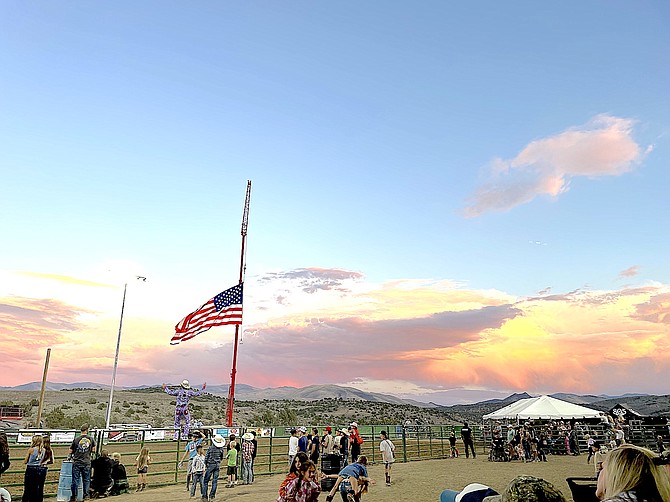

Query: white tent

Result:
[482,395,603,421]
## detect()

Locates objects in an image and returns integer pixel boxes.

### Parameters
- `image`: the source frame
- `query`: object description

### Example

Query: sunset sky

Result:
[1,1,669,405]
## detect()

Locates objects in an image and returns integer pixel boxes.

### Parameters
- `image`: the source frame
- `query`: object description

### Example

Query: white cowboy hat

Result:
[212,434,225,447]
[350,422,358,427]
[242,432,254,441]
[180,379,191,389]
[340,428,350,435]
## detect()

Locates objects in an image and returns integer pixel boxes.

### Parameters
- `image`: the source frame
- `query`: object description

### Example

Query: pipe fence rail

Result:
[1,422,668,499]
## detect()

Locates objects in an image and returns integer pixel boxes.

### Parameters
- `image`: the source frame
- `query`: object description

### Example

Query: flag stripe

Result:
[171,284,243,345]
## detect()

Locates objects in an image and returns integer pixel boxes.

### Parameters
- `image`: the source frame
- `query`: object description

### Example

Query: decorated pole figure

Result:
[162,379,206,440]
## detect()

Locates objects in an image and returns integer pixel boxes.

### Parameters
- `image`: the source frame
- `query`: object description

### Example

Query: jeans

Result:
[339,479,352,502]
[241,460,253,484]
[190,472,204,497]
[71,463,91,500]
[341,452,348,467]
[203,464,219,499]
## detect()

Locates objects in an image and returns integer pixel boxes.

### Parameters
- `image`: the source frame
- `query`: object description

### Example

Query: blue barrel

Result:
[57,461,83,502]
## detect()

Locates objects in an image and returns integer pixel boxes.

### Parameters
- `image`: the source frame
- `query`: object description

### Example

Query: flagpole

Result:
[225,180,251,427]
[105,276,146,429]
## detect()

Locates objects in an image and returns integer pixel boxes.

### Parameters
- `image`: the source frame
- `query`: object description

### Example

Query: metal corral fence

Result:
[2,422,668,499]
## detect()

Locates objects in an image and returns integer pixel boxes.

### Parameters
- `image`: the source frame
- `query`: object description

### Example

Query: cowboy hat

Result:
[212,434,225,447]
[180,379,191,389]
[242,432,254,441]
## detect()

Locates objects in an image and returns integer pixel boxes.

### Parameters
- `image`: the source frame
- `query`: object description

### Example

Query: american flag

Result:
[171,283,243,345]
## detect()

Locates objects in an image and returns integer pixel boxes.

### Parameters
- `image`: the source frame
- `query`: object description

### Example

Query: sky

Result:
[1,1,669,405]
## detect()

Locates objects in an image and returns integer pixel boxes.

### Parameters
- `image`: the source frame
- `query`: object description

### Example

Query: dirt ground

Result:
[121,454,595,502]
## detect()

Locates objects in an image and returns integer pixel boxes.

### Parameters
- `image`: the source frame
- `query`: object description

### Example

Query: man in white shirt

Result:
[288,429,299,467]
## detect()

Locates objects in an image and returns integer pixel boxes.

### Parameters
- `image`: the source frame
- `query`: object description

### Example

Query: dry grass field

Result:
[54,454,593,502]
[1,443,595,502]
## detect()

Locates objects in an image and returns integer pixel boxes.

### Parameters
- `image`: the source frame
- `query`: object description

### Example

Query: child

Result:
[448,432,459,458]
[225,439,238,488]
[135,447,151,492]
[378,431,395,486]
[515,443,526,462]
[190,444,206,499]
[277,460,320,502]
[110,453,129,495]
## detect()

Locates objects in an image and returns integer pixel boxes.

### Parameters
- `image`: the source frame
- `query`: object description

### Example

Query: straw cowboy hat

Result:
[242,432,254,441]
[212,434,225,447]
[180,379,191,389]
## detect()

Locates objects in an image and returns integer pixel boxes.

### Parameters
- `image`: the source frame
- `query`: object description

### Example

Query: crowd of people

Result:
[441,443,670,501]
[2,416,669,502]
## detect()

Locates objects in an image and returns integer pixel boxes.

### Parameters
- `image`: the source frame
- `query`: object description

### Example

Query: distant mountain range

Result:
[2,381,666,416]
[0,381,434,407]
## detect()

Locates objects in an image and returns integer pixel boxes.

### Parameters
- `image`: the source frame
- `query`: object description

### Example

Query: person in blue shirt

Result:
[178,431,204,492]
[324,456,371,502]
[297,427,309,454]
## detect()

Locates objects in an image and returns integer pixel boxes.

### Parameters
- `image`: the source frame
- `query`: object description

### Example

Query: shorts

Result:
[226,466,237,476]
[137,467,148,474]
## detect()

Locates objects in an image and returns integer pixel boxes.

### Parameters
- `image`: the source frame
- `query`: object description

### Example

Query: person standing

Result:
[23,435,45,502]
[225,441,237,488]
[309,428,320,465]
[134,447,151,492]
[179,431,204,492]
[288,429,299,468]
[460,422,476,459]
[338,429,349,467]
[321,427,334,456]
[38,436,54,502]
[162,380,207,440]
[348,423,363,463]
[249,431,258,484]
[202,434,225,501]
[0,432,10,477]
[189,444,206,499]
[379,431,395,486]
[297,428,309,455]
[240,433,255,485]
[70,424,96,502]
[448,432,458,458]
[657,435,666,454]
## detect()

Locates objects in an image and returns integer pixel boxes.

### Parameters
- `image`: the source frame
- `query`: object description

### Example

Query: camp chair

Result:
[566,477,599,502]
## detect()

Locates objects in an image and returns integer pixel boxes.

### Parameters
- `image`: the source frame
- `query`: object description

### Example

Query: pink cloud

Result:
[464,114,647,217]
[619,265,640,278]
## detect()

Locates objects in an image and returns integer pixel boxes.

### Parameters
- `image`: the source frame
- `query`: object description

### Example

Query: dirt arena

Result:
[123,454,595,501]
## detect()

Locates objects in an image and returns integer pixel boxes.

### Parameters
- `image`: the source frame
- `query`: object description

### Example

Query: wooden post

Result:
[35,348,51,428]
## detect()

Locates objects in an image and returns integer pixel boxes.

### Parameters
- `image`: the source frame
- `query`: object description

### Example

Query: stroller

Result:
[488,436,509,462]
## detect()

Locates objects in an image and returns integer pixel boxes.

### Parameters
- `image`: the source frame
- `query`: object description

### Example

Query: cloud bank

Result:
[2,268,669,402]
[464,114,648,217]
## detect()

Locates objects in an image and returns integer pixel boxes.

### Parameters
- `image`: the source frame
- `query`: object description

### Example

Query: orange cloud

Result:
[2,267,670,400]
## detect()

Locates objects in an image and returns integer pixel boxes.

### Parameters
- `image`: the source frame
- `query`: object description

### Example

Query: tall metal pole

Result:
[35,347,51,428]
[105,283,127,429]
[225,180,251,427]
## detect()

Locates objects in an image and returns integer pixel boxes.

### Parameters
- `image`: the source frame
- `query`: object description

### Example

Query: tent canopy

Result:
[482,395,603,421]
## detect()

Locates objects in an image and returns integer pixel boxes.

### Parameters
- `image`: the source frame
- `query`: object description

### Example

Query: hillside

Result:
[0,387,459,429]
[2,384,668,430]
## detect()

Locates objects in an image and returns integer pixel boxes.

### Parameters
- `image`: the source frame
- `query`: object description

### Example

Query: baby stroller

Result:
[488,437,509,462]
